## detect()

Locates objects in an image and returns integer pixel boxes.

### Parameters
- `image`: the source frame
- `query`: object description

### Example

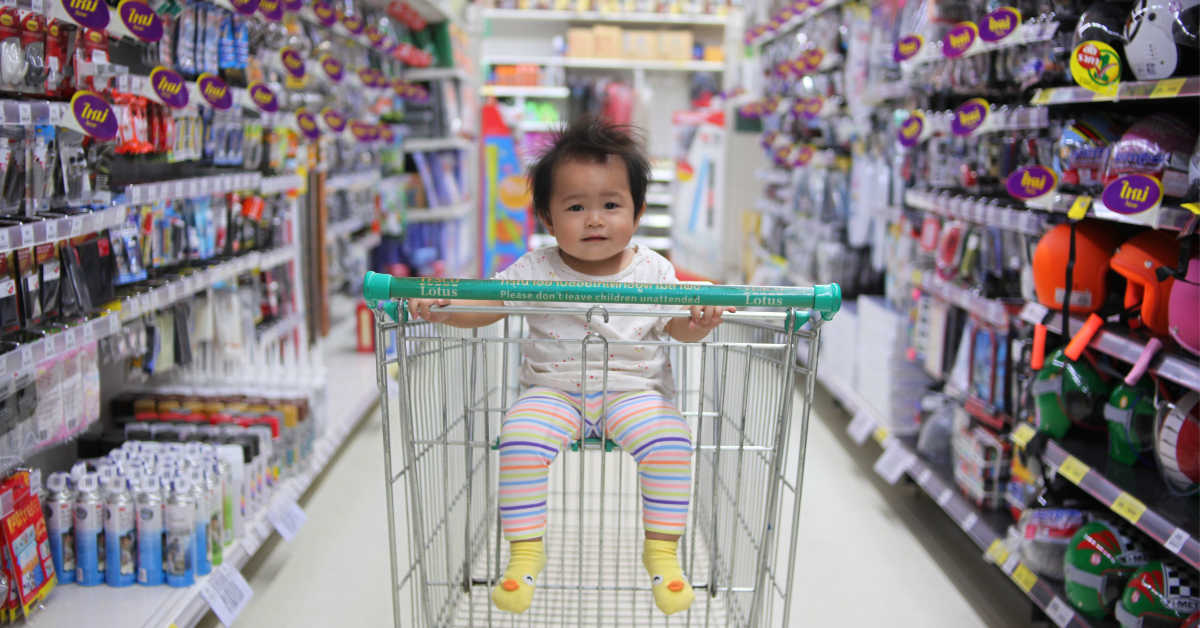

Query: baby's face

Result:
[543,155,640,275]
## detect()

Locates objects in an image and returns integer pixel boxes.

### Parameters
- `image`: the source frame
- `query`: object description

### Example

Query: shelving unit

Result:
[1030,76,1200,104]
[404,136,474,152]
[480,8,728,25]
[481,85,569,98]
[406,202,473,223]
[815,367,1091,628]
[404,67,475,83]
[483,55,725,73]
[32,338,380,628]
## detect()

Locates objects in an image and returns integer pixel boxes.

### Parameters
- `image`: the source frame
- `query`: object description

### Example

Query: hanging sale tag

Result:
[873,445,914,485]
[846,409,876,445]
[201,565,254,626]
[267,498,307,542]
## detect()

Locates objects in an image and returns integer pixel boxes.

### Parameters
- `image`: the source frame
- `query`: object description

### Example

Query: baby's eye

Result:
[566,204,584,212]
[604,202,620,210]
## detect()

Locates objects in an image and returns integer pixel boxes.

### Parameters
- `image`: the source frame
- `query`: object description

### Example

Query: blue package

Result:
[104,488,136,587]
[73,476,105,586]
[135,484,164,586]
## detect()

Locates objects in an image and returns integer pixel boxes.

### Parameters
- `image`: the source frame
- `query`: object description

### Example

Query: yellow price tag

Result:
[1091,87,1117,101]
[1012,563,1038,593]
[1182,202,1200,215]
[1030,89,1051,105]
[911,270,923,286]
[1011,424,1037,449]
[1067,196,1092,220]
[1150,77,1186,99]
[1057,455,1090,485]
[985,539,1010,565]
[1112,492,1147,524]
[873,426,890,445]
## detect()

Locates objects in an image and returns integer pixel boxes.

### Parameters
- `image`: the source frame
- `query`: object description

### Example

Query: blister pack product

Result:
[174,4,197,77]
[0,473,56,617]
[19,11,45,96]
[43,19,70,97]
[0,7,25,92]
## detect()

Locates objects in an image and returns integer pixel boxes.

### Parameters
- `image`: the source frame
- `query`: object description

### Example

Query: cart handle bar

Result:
[362,272,841,320]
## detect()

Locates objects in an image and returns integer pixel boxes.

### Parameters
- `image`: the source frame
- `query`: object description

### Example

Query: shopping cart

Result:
[362,273,841,628]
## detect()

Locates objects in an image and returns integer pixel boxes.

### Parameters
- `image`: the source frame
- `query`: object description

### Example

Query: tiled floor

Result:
[207,383,1030,627]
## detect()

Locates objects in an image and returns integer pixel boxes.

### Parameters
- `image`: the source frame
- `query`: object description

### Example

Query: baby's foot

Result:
[642,538,695,615]
[491,540,547,614]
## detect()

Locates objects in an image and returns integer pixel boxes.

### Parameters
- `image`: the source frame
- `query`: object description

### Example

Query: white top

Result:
[493,245,678,396]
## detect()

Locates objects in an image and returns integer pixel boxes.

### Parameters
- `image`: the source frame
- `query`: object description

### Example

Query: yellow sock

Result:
[642,538,695,615]
[491,540,547,614]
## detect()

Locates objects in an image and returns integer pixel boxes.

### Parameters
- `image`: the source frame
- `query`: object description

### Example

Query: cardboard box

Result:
[593,25,623,58]
[703,44,724,62]
[623,30,658,59]
[658,30,694,61]
[567,28,595,57]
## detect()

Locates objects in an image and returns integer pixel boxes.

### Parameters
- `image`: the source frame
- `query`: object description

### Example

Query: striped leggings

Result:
[499,387,693,541]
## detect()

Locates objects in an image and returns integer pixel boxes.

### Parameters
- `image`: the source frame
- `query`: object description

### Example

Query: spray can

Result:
[163,477,196,587]
[45,472,75,584]
[188,470,211,575]
[73,473,104,585]
[135,476,164,586]
[203,465,224,565]
[105,477,136,586]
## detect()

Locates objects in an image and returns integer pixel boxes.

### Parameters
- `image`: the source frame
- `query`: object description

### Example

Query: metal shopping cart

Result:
[362,273,841,628]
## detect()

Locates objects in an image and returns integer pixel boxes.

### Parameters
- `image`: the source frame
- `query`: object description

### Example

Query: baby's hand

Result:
[408,298,451,322]
[685,305,735,331]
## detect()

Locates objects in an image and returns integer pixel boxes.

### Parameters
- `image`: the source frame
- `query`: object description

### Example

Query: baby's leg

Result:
[604,391,695,615]
[493,387,582,614]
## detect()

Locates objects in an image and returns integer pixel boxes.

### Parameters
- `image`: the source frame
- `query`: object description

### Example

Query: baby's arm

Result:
[666,306,735,342]
[408,298,506,328]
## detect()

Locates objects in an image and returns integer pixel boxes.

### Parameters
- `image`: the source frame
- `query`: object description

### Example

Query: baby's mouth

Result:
[581,236,607,241]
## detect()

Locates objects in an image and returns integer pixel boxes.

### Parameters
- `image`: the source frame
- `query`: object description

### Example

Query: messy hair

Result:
[528,115,650,225]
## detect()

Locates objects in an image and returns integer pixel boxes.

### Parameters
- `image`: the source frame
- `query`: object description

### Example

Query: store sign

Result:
[321,108,346,133]
[804,48,825,69]
[341,12,364,34]
[70,91,118,141]
[350,121,377,143]
[1102,174,1163,215]
[980,7,1021,43]
[897,112,925,147]
[248,82,278,113]
[365,26,385,48]
[321,56,344,83]
[1006,165,1057,200]
[312,0,336,26]
[60,0,110,30]
[296,109,320,140]
[942,22,978,58]
[197,74,232,110]
[149,66,189,109]
[281,48,306,79]
[378,124,394,143]
[793,144,815,166]
[282,0,301,11]
[229,0,259,16]
[801,97,824,120]
[358,67,382,87]
[258,0,283,21]
[951,98,988,136]
[117,0,163,42]
[1070,41,1121,96]
[893,35,923,62]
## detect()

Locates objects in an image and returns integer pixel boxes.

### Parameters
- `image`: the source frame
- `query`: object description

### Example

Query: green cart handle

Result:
[363,272,840,320]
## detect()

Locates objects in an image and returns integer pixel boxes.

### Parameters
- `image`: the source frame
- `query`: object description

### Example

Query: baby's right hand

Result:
[408,298,451,322]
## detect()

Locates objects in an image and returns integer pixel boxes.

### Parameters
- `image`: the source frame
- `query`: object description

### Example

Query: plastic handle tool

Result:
[1123,337,1162,386]
[1064,313,1103,361]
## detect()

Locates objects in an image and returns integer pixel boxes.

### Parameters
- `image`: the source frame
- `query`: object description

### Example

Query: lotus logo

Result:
[204,83,226,100]
[125,6,152,26]
[156,76,179,95]
[63,0,110,29]
[943,23,977,57]
[897,113,924,147]
[900,118,920,137]
[898,40,918,56]
[198,74,232,109]
[988,15,1010,34]
[70,0,99,12]
[1102,174,1162,215]
[1006,166,1057,200]
[299,116,315,131]
[80,102,107,124]
[71,91,118,141]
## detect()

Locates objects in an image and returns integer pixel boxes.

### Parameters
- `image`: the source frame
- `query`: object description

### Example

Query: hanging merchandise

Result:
[1117,561,1200,626]
[1123,0,1200,81]
[1032,220,1123,315]
[1064,518,1151,620]
[1155,392,1200,494]
[1033,347,1110,439]
[1105,380,1160,465]
[1109,230,1181,336]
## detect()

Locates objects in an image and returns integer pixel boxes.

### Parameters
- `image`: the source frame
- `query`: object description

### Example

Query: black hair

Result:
[528,115,650,225]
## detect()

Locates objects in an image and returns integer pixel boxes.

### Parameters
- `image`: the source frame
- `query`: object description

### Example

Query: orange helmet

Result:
[1033,221,1123,314]
[1109,230,1180,336]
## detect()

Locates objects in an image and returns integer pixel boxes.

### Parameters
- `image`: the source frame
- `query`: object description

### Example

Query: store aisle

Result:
[213,387,1029,627]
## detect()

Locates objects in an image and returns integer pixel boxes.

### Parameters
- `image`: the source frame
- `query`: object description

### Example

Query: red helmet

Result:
[1110,230,1180,336]
[1033,221,1123,314]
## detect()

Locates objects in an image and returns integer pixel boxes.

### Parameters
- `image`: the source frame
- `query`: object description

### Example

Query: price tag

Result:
[107,315,120,335]
[914,467,932,487]
[985,539,1010,565]
[173,180,185,198]
[1149,77,1186,99]
[30,0,44,13]
[44,220,56,240]
[48,102,60,125]
[1067,195,1092,220]
[18,103,30,125]
[1011,564,1038,593]
[1011,423,1036,449]
[0,228,9,249]
[70,215,84,235]
[19,346,33,369]
[44,334,58,356]
[960,512,978,532]
[873,444,913,485]
[200,565,254,628]
[846,409,876,445]
[872,426,891,446]
[20,224,33,245]
[1045,597,1076,628]
[1165,528,1190,554]
[64,328,76,347]
[1182,202,1200,216]
[937,488,953,507]
[1056,455,1090,485]
[1111,492,1147,524]
[1002,553,1020,575]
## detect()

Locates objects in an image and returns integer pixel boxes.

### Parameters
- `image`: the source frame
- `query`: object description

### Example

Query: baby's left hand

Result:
[686,305,735,331]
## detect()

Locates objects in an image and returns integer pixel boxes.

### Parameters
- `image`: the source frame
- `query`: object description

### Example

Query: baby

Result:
[408,116,732,616]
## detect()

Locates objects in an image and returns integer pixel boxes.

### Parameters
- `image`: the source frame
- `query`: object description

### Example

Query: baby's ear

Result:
[538,211,554,235]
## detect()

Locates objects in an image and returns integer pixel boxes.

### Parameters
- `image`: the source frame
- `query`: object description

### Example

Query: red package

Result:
[76,28,108,92]
[44,19,69,97]
[0,471,55,619]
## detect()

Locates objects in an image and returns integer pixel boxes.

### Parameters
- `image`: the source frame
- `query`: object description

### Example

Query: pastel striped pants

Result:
[498,387,693,541]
